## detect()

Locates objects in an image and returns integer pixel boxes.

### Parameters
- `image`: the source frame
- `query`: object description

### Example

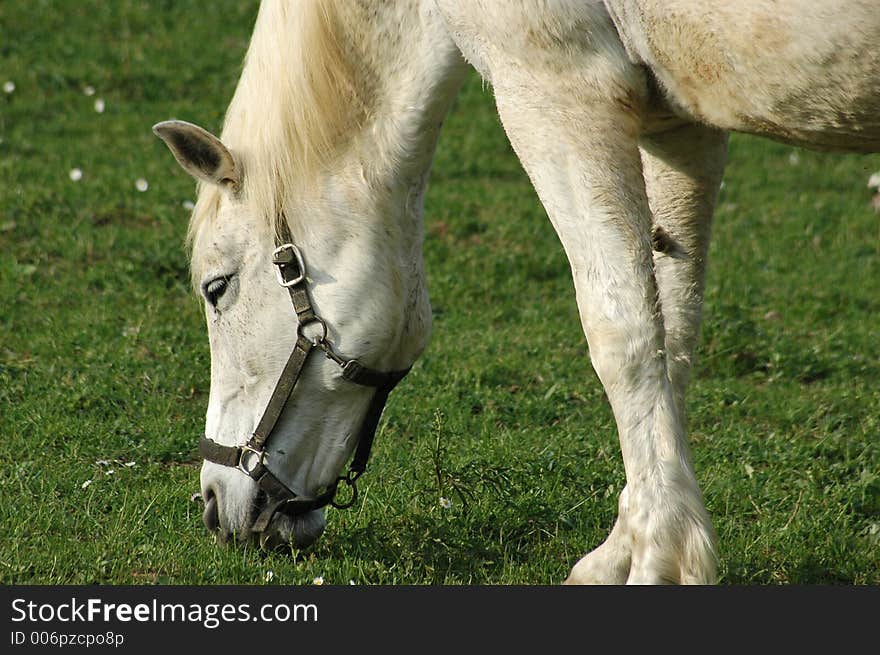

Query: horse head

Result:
[154,118,432,549]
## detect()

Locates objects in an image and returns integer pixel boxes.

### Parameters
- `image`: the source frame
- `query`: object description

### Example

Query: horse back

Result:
[605,0,880,152]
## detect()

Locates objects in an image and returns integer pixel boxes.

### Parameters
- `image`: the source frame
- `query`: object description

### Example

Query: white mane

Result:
[189,0,370,244]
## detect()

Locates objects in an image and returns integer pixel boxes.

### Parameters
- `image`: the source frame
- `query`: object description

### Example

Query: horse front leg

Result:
[492,76,716,584]
[566,124,729,584]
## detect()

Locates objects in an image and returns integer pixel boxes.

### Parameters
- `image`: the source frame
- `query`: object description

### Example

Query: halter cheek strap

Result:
[199,220,410,533]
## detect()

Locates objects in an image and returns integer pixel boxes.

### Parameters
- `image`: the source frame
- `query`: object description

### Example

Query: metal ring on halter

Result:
[297,316,328,346]
[330,471,360,510]
[237,444,265,476]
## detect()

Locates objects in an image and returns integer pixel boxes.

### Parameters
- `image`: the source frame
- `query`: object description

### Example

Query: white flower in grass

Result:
[81,479,93,489]
[83,85,95,96]
[95,459,110,466]
[135,178,148,192]
[182,200,195,211]
[3,81,15,94]
[105,469,115,476]
[189,492,202,503]
[788,151,800,166]
[124,461,136,468]
[69,168,83,182]
[94,98,105,113]
[439,496,452,509]
[265,570,274,582]
[312,576,324,585]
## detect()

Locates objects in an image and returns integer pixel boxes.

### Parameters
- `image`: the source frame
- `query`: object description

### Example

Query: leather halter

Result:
[199,219,410,534]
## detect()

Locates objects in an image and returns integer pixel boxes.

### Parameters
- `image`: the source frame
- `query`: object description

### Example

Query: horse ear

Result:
[152,120,240,191]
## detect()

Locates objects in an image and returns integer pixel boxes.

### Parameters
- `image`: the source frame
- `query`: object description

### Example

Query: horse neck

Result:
[317,1,467,241]
[290,1,466,363]
[293,5,466,265]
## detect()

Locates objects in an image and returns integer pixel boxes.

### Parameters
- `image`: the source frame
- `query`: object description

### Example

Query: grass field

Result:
[2,1,879,585]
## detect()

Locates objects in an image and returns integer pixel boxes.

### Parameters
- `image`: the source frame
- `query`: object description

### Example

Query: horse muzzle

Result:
[202,485,326,550]
[258,507,326,551]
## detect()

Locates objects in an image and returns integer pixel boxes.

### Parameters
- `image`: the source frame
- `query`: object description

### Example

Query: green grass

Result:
[2,1,878,585]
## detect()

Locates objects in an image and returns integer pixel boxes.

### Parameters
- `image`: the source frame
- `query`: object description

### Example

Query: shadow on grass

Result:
[320,507,574,584]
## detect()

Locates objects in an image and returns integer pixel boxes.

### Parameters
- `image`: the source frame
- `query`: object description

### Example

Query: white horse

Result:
[153,0,880,584]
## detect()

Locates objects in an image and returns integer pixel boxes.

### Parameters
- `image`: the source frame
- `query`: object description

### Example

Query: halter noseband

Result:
[199,219,410,534]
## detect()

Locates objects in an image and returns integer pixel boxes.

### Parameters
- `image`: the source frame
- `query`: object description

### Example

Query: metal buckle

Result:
[341,359,365,381]
[237,445,265,476]
[272,243,306,287]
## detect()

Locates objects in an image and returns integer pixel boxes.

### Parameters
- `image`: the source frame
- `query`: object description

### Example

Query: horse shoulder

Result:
[437,0,647,117]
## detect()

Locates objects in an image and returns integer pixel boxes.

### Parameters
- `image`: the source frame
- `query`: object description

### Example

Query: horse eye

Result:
[203,275,233,307]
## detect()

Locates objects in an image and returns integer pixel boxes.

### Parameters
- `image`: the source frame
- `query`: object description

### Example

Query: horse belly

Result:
[607,0,880,152]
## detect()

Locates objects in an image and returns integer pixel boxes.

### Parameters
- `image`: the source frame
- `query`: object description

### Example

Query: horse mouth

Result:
[201,489,325,550]
[258,508,326,551]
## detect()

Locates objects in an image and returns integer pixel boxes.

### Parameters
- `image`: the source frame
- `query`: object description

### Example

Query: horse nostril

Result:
[203,487,220,532]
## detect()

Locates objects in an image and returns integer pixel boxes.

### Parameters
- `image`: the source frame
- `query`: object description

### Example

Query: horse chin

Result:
[258,509,326,552]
